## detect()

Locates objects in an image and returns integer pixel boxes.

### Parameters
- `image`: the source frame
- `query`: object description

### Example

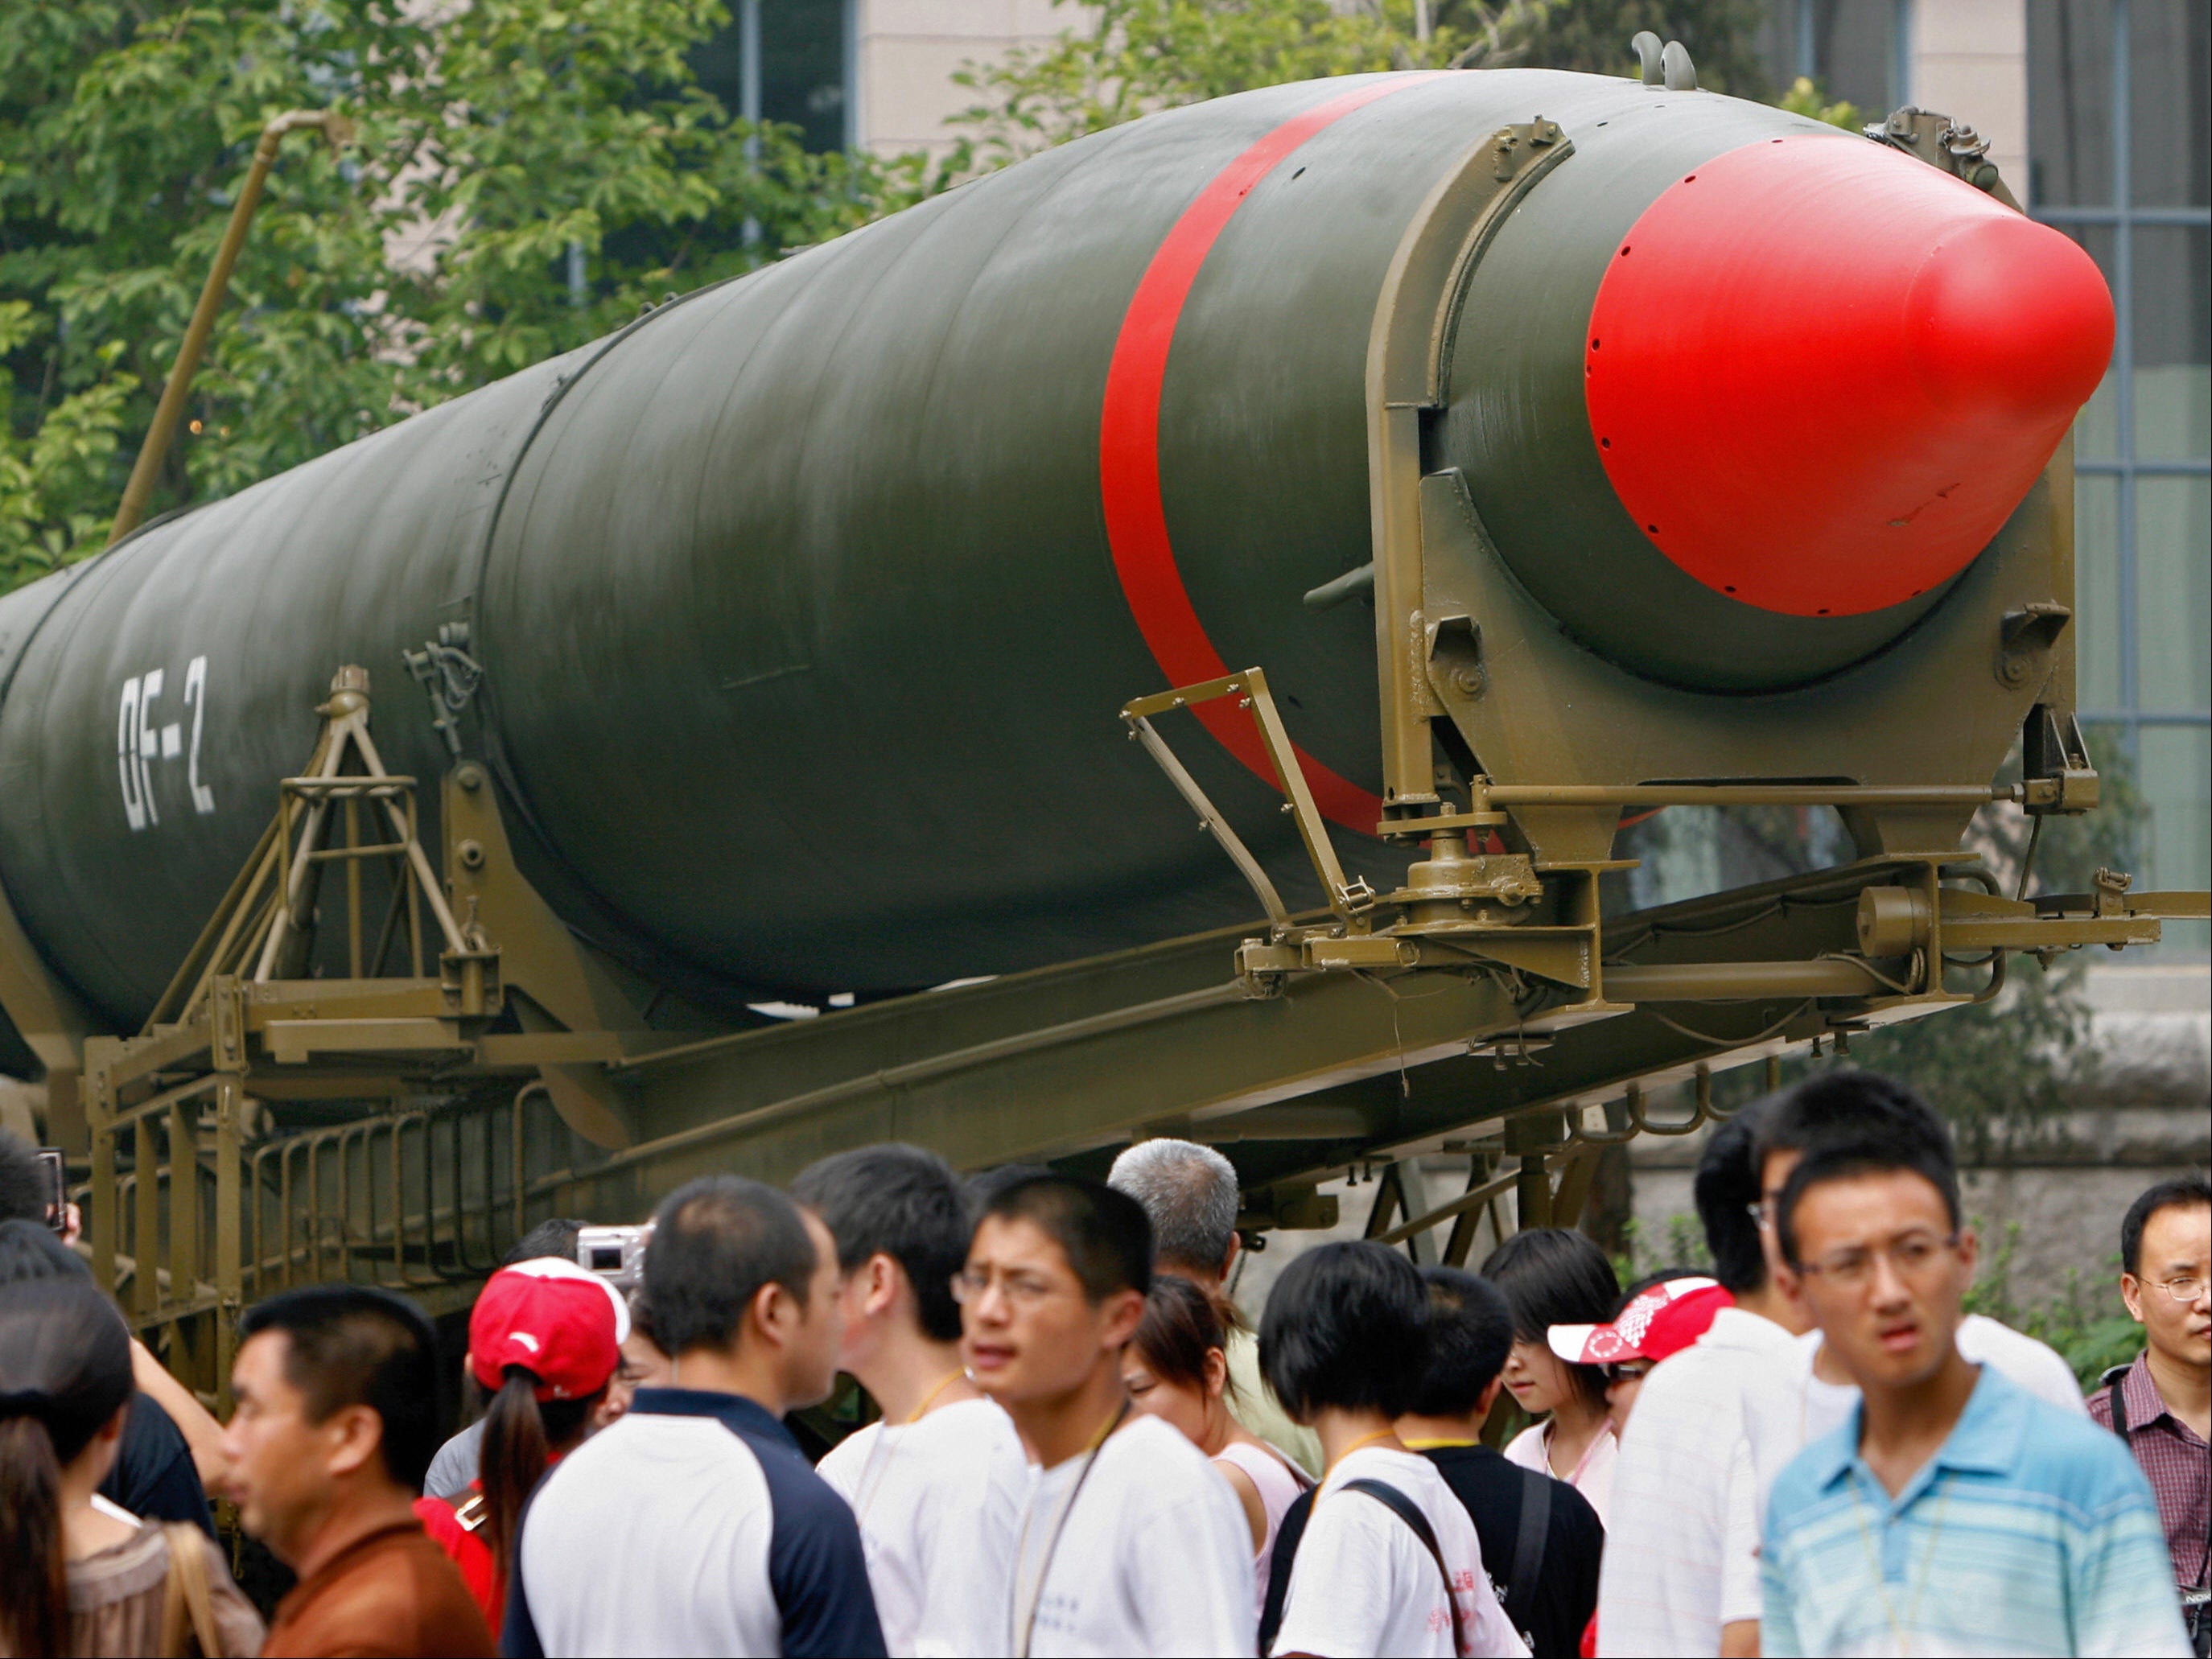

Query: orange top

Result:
[262,1519,493,1659]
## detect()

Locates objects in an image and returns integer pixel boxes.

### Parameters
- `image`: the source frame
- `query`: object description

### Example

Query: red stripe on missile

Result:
[1102,76,1439,835]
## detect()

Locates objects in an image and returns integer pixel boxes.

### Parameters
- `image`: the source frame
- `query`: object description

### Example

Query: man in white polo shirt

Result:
[505,1175,885,1657]
[795,1144,1029,1658]
[1599,1109,1805,1658]
[960,1172,1254,1657]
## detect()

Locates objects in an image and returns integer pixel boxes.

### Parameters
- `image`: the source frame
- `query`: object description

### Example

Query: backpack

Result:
[1260,1469,1551,1657]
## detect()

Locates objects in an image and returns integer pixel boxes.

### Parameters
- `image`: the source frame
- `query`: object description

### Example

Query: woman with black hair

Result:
[1480,1229,1621,1526]
[1260,1241,1527,1657]
[415,1258,627,1636]
[1124,1273,1308,1616]
[0,1223,262,1657]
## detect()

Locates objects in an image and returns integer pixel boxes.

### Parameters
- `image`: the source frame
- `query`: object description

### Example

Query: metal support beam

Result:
[1506,1109,1568,1232]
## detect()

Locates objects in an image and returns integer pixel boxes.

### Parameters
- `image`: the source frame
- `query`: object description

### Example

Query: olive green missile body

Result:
[0,68,2108,1048]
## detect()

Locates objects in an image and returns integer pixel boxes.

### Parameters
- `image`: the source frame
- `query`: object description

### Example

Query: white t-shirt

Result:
[1790,1312,2088,1443]
[1500,1419,1619,1528]
[816,1398,1030,1657]
[1596,1306,1805,1657]
[1271,1446,1528,1659]
[1012,1412,1255,1657]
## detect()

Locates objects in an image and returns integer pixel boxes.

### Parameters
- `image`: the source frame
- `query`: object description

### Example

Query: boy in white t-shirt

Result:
[1263,1241,1528,1659]
[795,1146,1031,1658]
[960,1172,1254,1658]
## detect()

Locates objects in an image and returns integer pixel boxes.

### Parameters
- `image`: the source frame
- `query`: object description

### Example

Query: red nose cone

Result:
[1584,136,2114,618]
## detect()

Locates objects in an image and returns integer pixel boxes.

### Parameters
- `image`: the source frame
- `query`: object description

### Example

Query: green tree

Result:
[949,0,1867,171]
[1776,72,1862,130]
[0,0,945,592]
[949,0,1553,164]
[1491,0,1773,94]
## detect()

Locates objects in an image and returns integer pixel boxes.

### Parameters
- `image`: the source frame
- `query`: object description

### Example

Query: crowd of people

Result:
[0,1066,2204,1657]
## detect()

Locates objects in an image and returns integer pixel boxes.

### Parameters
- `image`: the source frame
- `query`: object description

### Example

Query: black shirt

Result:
[1259,1443,1603,1659]
[98,1393,216,1535]
[1421,1443,1602,1659]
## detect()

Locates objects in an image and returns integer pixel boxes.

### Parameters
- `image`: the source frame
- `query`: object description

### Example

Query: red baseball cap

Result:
[1547,1276,1731,1367]
[469,1258,629,1401]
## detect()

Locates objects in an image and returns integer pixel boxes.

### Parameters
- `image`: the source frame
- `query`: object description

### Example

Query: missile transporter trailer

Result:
[0,54,2200,1403]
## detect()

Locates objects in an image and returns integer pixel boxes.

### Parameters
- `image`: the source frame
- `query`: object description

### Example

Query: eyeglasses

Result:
[1604,1360,1654,1384]
[1794,1230,1960,1289]
[949,1266,1069,1309]
[2145,1275,2207,1304]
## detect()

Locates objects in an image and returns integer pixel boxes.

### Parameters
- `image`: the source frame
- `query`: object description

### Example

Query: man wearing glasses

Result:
[1749,1072,2087,1440]
[958,1172,1254,1657]
[1759,1126,2189,1657]
[2092,1175,2211,1654]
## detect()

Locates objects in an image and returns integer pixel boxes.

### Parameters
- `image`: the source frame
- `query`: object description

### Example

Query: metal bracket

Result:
[1998,602,2070,687]
[1122,667,1378,932]
[1866,106,2019,206]
[402,623,484,759]
[2019,702,2099,814]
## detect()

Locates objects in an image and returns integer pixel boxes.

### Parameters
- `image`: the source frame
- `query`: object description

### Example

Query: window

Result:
[691,0,854,154]
[2030,0,2212,904]
[1761,0,1917,113]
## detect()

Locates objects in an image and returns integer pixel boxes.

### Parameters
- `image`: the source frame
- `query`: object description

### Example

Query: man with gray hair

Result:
[1108,1138,1322,1475]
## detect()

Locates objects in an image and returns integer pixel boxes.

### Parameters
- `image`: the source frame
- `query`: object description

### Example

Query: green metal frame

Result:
[56,664,2202,1406]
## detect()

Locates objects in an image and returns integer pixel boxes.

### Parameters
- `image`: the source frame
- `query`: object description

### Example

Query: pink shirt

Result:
[1503,1419,1618,1528]
[1213,1439,1308,1615]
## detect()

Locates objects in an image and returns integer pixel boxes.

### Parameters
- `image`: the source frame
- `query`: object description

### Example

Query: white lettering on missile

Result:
[183,656,215,814]
[117,677,146,831]
[134,669,163,828]
[116,656,216,829]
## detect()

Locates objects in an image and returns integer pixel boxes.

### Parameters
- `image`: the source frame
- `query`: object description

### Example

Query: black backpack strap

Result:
[1258,1486,1315,1657]
[1342,1478,1466,1656]
[2099,1363,2132,1440]
[1506,1467,1551,1635]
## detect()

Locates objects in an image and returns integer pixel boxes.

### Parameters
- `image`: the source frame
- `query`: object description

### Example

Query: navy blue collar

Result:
[628,1385,797,1451]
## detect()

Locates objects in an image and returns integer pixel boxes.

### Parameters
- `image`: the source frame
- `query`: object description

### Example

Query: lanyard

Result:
[1847,1471,1951,1656]
[1320,1427,1400,1487]
[1013,1398,1131,1657]
[851,1368,971,1527]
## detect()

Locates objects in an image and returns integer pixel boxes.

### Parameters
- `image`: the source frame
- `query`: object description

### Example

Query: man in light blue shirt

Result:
[1760,1093,2188,1658]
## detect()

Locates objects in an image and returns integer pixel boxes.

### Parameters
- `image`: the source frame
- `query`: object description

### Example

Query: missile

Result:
[0,68,2112,1050]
